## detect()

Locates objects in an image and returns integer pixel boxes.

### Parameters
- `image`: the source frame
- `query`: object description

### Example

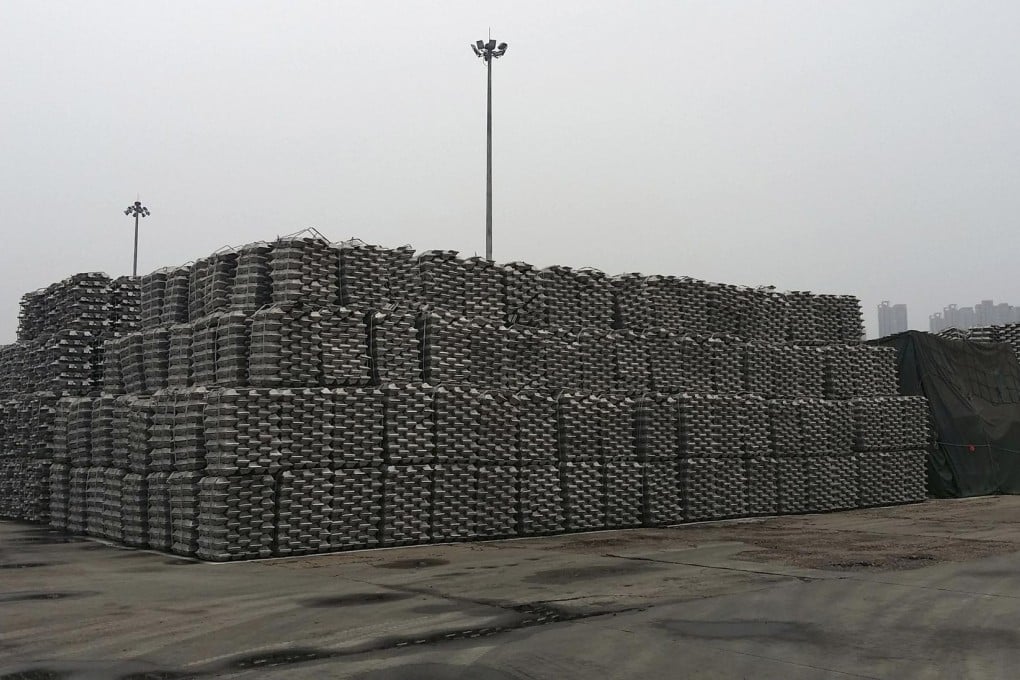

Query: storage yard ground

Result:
[4,497,1020,679]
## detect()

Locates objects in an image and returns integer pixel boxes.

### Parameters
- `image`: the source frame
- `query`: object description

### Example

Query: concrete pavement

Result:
[3,496,1020,679]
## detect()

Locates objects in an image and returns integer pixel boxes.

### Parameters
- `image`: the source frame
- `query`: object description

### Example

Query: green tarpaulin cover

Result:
[874,331,1020,497]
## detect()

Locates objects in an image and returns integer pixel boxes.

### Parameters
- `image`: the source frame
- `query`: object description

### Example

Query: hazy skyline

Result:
[2,1,1019,341]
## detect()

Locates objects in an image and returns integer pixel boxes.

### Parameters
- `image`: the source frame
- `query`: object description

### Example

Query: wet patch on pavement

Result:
[376,558,450,570]
[0,562,59,570]
[0,591,96,604]
[525,561,662,585]
[302,592,412,607]
[0,669,70,680]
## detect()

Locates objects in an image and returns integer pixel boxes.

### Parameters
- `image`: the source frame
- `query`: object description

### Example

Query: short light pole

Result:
[124,200,150,276]
[471,37,508,261]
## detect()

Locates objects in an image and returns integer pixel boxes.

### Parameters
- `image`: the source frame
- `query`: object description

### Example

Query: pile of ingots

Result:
[229,243,273,312]
[673,394,769,520]
[161,267,191,325]
[852,396,931,506]
[417,250,504,319]
[0,330,97,398]
[249,305,372,388]
[1,271,144,400]
[765,398,859,513]
[612,276,797,340]
[0,270,141,522]
[339,240,418,309]
[822,345,899,400]
[270,238,339,308]
[0,395,58,522]
[0,233,934,559]
[420,311,508,389]
[17,273,115,342]
[540,266,615,328]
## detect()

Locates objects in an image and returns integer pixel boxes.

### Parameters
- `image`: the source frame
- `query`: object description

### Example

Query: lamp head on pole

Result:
[471,37,508,62]
[125,201,150,218]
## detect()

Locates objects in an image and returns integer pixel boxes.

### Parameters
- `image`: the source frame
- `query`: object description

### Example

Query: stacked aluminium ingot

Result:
[369,310,422,384]
[229,243,273,312]
[140,270,168,328]
[249,305,360,388]
[822,345,899,400]
[123,397,154,547]
[676,394,766,520]
[215,310,251,387]
[381,384,435,545]
[852,395,930,507]
[502,261,548,326]
[331,387,385,550]
[516,390,563,535]
[540,266,614,329]
[161,267,191,325]
[556,392,607,531]
[270,237,339,307]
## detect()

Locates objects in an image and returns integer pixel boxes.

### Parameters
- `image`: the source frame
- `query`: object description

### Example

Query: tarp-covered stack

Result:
[875,331,1020,497]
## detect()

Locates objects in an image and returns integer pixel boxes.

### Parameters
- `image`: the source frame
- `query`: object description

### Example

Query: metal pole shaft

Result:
[486,54,493,261]
[133,213,139,277]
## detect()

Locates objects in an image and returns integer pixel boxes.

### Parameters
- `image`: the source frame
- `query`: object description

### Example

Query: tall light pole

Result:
[124,200,150,276]
[471,37,508,261]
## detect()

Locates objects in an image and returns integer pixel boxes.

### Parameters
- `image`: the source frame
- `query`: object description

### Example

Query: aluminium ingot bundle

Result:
[197,474,276,561]
[561,459,605,531]
[680,457,747,521]
[643,459,684,525]
[475,464,518,537]
[518,462,564,534]
[606,457,643,528]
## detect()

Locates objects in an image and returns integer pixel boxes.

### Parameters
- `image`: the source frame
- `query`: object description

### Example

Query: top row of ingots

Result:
[19,236,864,345]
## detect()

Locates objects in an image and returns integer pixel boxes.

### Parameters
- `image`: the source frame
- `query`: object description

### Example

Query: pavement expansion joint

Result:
[1,603,649,680]
[603,552,828,583]
[339,572,642,619]
[196,604,648,678]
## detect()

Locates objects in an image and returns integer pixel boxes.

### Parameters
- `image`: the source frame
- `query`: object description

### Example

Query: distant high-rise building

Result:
[929,299,1020,333]
[877,301,908,337]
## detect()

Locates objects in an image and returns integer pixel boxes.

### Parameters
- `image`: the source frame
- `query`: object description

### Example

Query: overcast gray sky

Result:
[2,0,1018,342]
